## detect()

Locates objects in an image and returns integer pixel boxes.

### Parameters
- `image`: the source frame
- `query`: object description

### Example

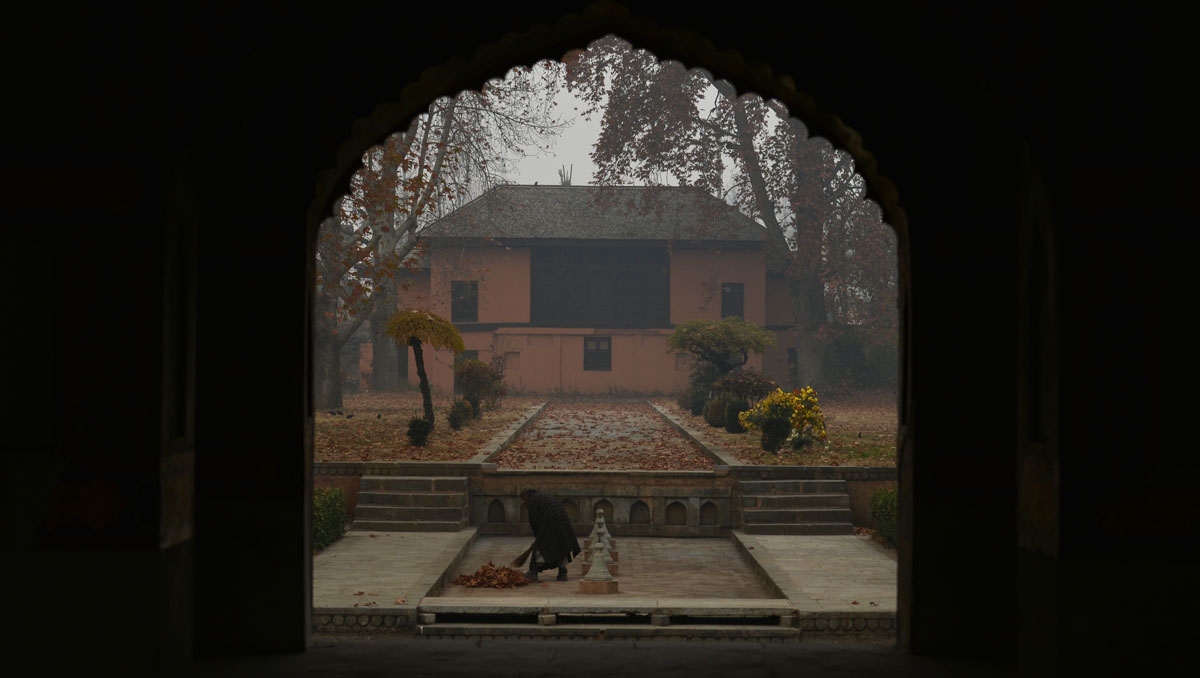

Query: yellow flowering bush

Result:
[738,387,828,452]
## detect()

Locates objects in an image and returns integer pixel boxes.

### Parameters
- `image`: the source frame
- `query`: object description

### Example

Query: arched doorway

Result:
[307,8,906,646]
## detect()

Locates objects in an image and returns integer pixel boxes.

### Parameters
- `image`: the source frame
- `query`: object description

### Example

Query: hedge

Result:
[313,487,347,551]
[869,487,898,547]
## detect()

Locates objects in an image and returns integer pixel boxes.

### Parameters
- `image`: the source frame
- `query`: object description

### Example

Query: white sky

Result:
[507,89,601,186]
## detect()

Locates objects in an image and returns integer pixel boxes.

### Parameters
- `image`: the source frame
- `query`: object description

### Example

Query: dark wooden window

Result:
[451,280,478,323]
[584,336,612,371]
[531,246,668,327]
[721,282,744,319]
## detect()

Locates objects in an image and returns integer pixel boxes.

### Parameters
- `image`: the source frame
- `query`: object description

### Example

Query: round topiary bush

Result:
[723,398,749,433]
[703,397,727,427]
[760,416,791,452]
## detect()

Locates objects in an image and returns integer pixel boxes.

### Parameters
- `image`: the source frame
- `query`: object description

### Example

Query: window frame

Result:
[450,280,479,323]
[583,336,612,371]
[721,281,745,319]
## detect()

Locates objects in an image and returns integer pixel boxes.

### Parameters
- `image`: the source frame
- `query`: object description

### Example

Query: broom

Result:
[507,542,535,570]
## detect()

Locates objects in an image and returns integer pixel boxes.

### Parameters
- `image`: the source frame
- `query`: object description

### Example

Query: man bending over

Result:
[516,487,582,582]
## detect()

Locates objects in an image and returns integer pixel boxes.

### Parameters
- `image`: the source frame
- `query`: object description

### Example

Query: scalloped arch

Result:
[307,1,908,252]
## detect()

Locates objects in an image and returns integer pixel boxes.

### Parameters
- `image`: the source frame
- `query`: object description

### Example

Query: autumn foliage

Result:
[452,562,531,588]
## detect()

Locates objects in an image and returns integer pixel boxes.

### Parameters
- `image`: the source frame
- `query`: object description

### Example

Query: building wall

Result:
[410,243,769,395]
[420,328,692,395]
[762,328,799,390]
[397,265,433,309]
[763,273,799,388]
[669,248,766,324]
[765,273,794,326]
[429,246,531,323]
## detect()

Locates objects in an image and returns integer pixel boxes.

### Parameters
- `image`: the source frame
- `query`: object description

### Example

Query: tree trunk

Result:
[369,284,401,392]
[313,289,344,411]
[730,98,830,391]
[787,201,831,392]
[411,338,435,424]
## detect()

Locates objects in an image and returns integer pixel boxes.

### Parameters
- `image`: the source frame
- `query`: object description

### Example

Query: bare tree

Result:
[314,63,569,408]
[562,36,897,391]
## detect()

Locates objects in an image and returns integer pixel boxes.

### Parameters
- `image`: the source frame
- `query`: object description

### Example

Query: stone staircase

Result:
[738,478,854,535]
[352,476,470,532]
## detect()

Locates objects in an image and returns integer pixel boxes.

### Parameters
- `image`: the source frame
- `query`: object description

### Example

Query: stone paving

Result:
[313,530,896,612]
[733,533,897,612]
[487,399,717,470]
[312,530,474,610]
[311,526,898,641]
[440,535,775,600]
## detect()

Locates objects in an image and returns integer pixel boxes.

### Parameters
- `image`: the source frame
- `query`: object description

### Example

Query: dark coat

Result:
[525,491,582,568]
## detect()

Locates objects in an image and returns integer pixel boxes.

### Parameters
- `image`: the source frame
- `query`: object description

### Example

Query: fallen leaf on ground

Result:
[452,561,531,589]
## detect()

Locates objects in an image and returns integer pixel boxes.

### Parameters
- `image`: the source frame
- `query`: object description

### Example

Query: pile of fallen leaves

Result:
[451,561,531,588]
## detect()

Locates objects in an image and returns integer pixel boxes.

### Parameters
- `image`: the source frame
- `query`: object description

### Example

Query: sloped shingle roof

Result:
[423,185,766,243]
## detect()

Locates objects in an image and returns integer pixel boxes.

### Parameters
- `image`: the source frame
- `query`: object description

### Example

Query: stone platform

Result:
[312,530,897,643]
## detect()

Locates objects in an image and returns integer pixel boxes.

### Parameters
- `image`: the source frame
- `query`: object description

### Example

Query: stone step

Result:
[738,479,846,494]
[351,520,466,532]
[358,476,469,492]
[739,522,855,535]
[354,505,466,522]
[742,507,852,524]
[357,491,468,508]
[742,493,850,509]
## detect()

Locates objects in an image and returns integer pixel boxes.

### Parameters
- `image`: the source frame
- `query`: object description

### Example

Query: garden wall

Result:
[314,461,896,531]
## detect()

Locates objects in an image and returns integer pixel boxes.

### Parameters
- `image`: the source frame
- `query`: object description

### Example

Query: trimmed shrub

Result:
[406,415,434,446]
[312,487,347,551]
[712,368,778,404]
[760,416,791,452]
[723,398,749,433]
[870,488,898,547]
[447,397,473,430]
[678,363,721,416]
[455,358,505,417]
[703,397,727,427]
[738,386,828,453]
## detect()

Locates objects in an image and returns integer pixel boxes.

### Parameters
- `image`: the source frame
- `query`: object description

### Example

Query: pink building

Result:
[389,184,785,395]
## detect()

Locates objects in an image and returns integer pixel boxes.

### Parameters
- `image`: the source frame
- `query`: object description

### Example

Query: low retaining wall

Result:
[314,461,896,532]
[470,469,738,537]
